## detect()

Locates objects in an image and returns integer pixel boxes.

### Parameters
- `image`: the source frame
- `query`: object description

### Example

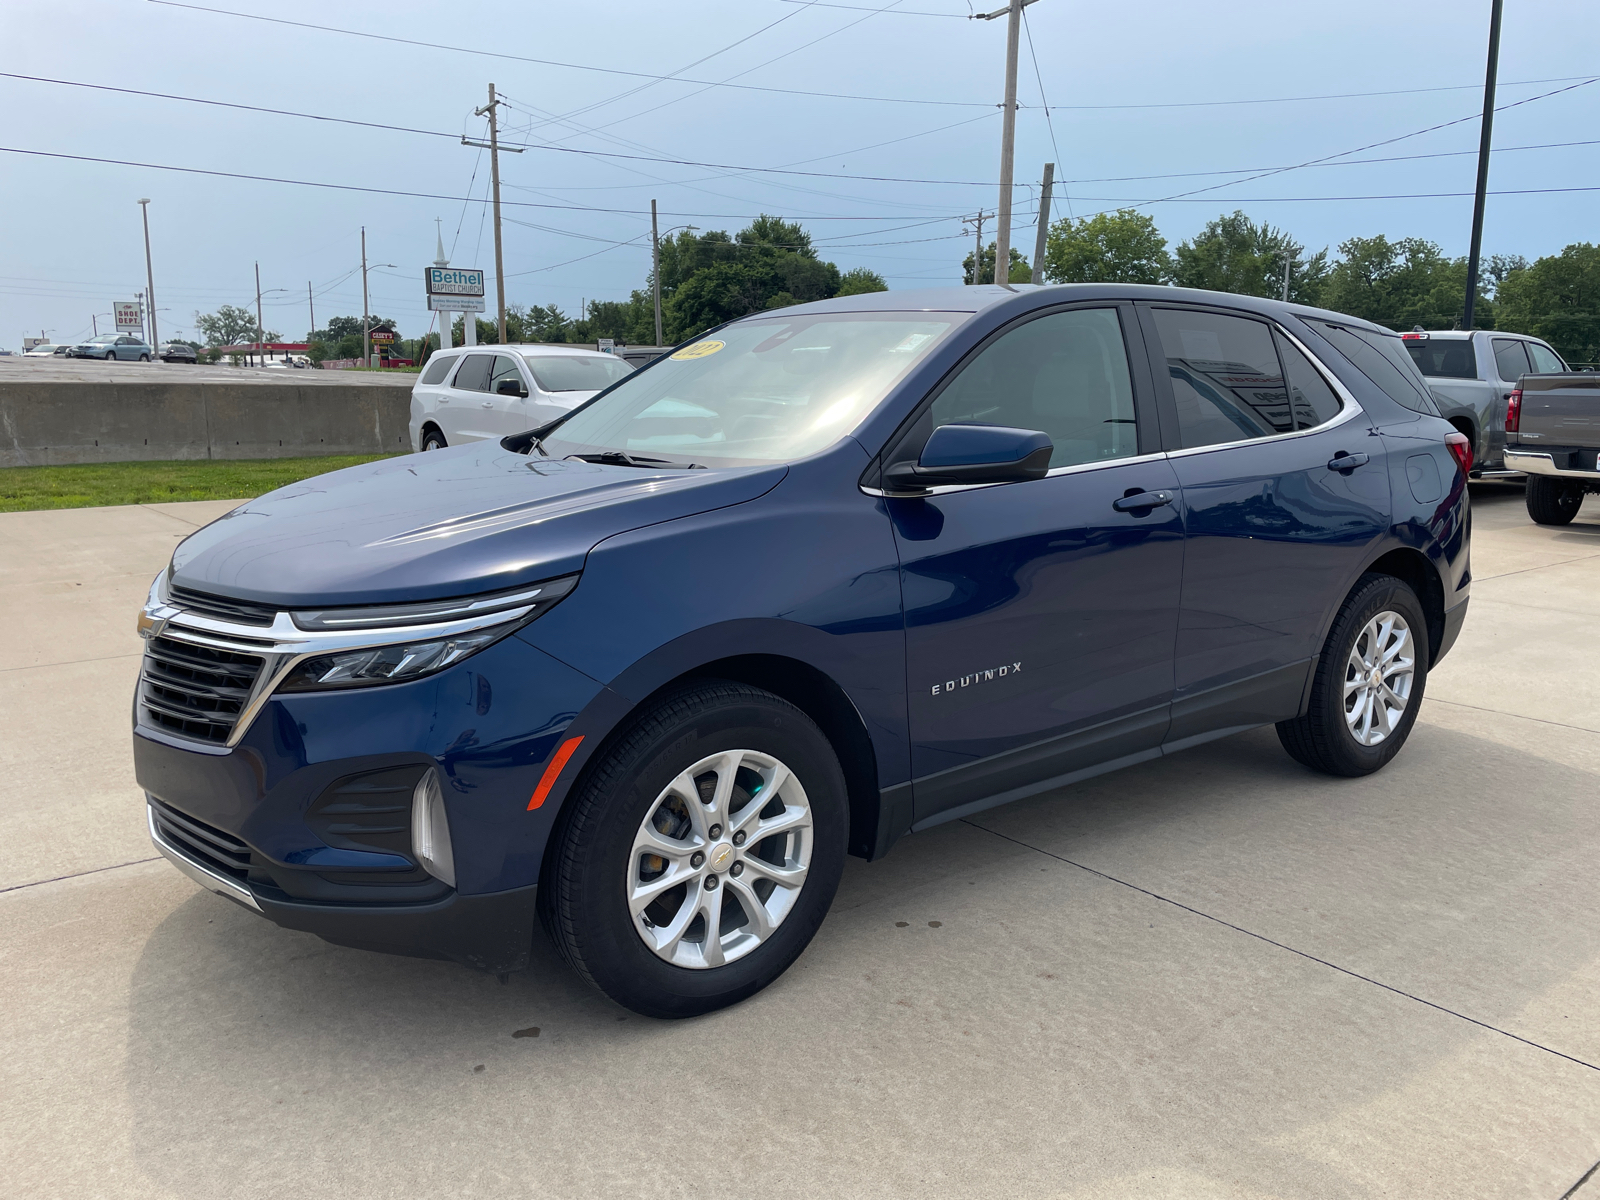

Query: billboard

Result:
[425,267,487,313]
[114,301,142,331]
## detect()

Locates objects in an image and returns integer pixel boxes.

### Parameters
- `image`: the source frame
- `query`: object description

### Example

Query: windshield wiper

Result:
[567,452,702,470]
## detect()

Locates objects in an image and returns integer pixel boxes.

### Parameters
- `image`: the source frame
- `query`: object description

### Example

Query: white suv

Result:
[410,345,634,452]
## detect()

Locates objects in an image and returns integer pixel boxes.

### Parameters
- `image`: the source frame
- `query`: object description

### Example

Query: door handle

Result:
[1112,489,1175,512]
[1327,452,1370,472]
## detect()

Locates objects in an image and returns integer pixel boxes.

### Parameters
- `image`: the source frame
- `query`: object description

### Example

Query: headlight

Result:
[277,624,513,692]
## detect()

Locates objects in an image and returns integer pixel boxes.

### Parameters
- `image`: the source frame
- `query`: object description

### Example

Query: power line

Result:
[131,6,1600,113]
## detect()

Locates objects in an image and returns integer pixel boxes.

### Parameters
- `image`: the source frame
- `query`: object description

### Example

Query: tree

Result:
[962,241,1030,285]
[1044,209,1172,284]
[836,267,888,296]
[1318,235,1484,330]
[1495,243,1600,365]
[1173,210,1327,303]
[195,304,276,346]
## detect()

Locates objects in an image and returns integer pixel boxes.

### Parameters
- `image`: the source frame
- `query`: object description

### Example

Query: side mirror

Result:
[882,423,1053,493]
[495,378,528,397]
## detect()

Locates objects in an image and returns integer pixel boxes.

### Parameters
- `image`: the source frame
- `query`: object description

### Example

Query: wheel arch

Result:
[1359,546,1446,666]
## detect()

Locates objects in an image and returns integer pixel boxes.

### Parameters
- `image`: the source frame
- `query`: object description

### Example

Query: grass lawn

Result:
[0,454,402,512]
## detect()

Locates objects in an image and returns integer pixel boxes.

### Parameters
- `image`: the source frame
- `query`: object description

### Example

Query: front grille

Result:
[169,584,279,627]
[140,634,266,744]
[150,798,252,882]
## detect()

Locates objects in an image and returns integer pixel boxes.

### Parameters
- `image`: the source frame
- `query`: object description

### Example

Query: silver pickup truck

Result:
[1401,329,1569,476]
[1504,372,1600,524]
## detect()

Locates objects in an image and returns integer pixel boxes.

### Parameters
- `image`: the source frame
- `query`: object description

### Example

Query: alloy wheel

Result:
[1343,609,1415,746]
[628,748,812,969]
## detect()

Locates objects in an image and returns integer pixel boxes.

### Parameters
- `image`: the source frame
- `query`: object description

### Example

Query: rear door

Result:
[890,303,1185,824]
[1140,304,1389,747]
[442,352,497,442]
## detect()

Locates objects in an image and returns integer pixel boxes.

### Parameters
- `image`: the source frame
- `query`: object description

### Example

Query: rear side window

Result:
[1527,341,1566,373]
[1152,308,1291,448]
[452,353,493,392]
[1275,332,1343,429]
[1405,339,1477,379]
[419,354,454,385]
[929,307,1138,469]
[1492,338,1531,382]
[1313,323,1440,416]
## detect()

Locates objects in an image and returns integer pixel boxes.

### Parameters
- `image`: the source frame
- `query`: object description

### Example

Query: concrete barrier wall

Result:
[0,381,414,467]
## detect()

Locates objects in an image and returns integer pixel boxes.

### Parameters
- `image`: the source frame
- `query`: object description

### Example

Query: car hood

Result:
[169,443,787,606]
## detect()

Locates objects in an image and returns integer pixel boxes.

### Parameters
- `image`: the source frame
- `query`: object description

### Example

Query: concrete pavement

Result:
[3,486,1599,1199]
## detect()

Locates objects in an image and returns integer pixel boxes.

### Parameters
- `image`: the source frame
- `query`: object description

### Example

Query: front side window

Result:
[929,307,1137,469]
[523,354,634,393]
[488,355,525,394]
[1493,338,1531,382]
[1154,308,1290,449]
[451,353,493,392]
[1527,341,1567,373]
[542,312,959,466]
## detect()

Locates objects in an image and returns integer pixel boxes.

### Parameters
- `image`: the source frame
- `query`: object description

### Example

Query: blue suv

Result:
[135,285,1470,1017]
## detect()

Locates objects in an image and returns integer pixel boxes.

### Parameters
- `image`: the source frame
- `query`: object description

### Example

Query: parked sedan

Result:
[159,342,198,363]
[23,343,68,357]
[71,334,154,361]
[137,284,1470,1018]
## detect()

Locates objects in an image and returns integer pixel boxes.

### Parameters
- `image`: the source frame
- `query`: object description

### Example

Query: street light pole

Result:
[138,198,159,356]
[651,198,663,347]
[1462,0,1504,331]
[992,0,1023,287]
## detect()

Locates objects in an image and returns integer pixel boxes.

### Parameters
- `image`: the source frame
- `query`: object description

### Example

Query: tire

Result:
[1277,573,1428,777]
[540,681,848,1018]
[138,353,149,362]
[1526,476,1584,526]
[419,427,448,452]
[104,352,115,360]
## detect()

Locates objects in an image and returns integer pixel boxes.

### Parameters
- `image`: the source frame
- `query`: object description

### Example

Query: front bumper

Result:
[1505,448,1600,481]
[148,798,538,970]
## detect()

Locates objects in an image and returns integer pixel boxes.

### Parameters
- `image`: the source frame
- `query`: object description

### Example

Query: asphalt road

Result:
[3,484,1599,1199]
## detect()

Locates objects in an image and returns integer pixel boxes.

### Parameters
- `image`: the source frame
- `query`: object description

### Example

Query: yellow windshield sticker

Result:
[671,339,725,361]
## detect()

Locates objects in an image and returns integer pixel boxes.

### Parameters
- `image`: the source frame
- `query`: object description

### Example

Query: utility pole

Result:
[1463,0,1504,331]
[651,198,663,347]
[254,263,265,366]
[138,198,158,355]
[967,210,986,284]
[307,281,315,347]
[1282,252,1292,302]
[361,227,370,365]
[462,87,523,344]
[1030,163,1054,285]
[992,0,1023,286]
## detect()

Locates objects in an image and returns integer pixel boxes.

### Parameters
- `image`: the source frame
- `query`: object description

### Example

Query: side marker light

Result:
[529,736,584,810]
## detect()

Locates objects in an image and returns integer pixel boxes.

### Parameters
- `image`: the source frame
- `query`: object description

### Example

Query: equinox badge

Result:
[932,663,1021,696]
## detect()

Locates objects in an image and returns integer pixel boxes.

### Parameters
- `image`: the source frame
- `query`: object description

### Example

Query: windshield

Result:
[524,354,634,392]
[539,312,960,466]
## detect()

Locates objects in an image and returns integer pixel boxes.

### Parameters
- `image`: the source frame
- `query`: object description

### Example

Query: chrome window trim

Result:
[861,448,1171,499]
[138,571,543,749]
[1162,321,1367,461]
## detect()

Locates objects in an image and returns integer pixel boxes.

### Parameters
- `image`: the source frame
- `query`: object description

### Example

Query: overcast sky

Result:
[3,0,1595,347]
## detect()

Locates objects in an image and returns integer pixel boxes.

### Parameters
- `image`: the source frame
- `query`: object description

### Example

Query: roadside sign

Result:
[114,301,142,331]
[597,338,615,354]
[428,295,486,312]
[369,329,396,344]
[424,267,485,297]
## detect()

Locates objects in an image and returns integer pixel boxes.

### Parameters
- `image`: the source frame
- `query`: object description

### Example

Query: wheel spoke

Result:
[1379,625,1409,665]
[726,877,775,940]
[632,822,695,860]
[629,864,696,915]
[647,884,703,959]
[705,750,743,826]
[751,805,811,843]
[739,855,808,892]
[732,761,790,833]
[698,886,726,967]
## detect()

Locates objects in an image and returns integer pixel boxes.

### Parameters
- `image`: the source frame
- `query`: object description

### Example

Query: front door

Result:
[890,305,1185,826]
[481,354,536,437]
[1140,304,1390,745]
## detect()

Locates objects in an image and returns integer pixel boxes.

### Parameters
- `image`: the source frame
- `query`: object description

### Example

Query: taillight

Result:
[1505,388,1522,433]
[1444,431,1473,476]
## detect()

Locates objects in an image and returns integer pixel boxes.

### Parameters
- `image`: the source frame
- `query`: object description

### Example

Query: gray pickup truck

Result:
[1504,372,1600,524]
[1402,329,1569,475]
